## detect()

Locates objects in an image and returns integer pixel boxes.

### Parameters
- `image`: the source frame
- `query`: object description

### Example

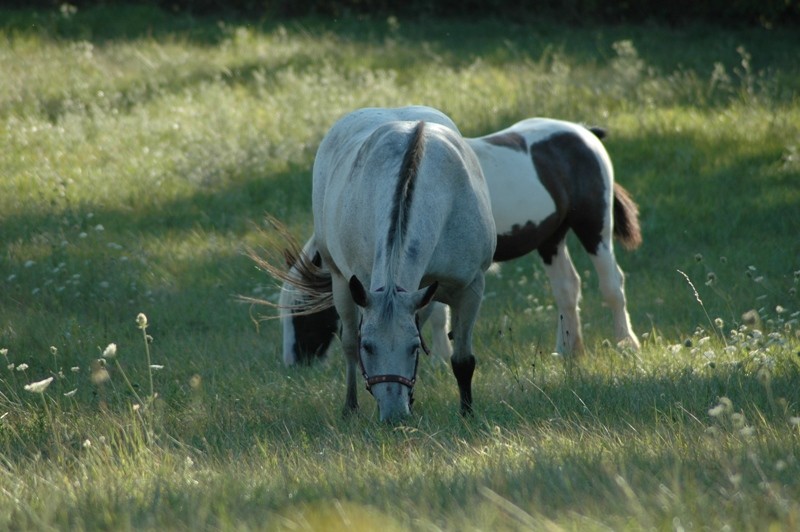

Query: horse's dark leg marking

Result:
[452,356,476,415]
[447,274,484,416]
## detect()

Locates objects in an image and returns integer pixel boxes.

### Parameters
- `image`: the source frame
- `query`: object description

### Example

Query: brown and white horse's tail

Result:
[243,215,334,317]
[612,182,642,250]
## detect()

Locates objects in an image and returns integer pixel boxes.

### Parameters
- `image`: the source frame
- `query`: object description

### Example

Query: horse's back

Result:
[312,107,461,232]
[312,107,495,290]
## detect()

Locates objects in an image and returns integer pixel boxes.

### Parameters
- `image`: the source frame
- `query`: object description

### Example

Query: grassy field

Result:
[1,5,799,530]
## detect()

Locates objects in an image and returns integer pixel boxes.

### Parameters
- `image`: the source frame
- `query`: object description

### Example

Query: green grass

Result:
[1,5,799,530]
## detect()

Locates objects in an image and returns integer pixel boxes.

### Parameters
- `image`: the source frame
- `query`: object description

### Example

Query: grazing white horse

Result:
[287,106,496,421]
[279,117,641,366]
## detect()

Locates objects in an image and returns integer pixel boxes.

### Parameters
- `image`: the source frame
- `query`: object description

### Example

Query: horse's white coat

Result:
[311,106,496,421]
[468,143,555,235]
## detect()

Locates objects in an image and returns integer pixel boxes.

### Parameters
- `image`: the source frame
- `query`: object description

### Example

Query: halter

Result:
[356,314,430,406]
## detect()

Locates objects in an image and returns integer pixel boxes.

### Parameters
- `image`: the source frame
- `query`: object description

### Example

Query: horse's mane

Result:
[385,120,426,293]
[241,215,333,318]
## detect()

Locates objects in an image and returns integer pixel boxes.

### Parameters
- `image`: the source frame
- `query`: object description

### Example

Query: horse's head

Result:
[349,275,437,422]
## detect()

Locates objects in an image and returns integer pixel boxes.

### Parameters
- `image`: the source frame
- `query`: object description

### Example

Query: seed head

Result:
[708,396,733,417]
[24,377,54,394]
[102,343,117,359]
[136,313,148,330]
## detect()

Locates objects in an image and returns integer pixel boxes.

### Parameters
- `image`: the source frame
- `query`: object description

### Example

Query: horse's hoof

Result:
[617,336,641,351]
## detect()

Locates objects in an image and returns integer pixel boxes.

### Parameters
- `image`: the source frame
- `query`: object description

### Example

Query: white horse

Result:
[279,117,641,366]
[285,106,496,421]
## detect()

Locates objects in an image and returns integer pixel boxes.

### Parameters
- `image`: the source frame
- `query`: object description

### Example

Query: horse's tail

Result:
[588,126,607,140]
[612,182,642,250]
[242,215,334,317]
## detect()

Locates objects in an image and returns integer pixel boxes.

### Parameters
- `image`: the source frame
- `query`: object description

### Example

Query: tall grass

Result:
[0,5,798,530]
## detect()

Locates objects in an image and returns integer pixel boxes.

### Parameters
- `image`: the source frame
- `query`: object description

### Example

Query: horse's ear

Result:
[349,275,369,308]
[413,281,438,310]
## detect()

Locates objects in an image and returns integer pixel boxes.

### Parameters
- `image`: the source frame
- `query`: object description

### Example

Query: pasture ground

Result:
[1,5,799,530]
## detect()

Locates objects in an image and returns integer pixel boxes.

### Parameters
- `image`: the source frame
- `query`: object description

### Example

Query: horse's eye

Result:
[362,343,375,356]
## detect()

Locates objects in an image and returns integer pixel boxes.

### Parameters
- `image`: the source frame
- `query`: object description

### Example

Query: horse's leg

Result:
[588,242,640,350]
[418,302,452,364]
[330,274,360,414]
[448,274,485,416]
[540,241,584,356]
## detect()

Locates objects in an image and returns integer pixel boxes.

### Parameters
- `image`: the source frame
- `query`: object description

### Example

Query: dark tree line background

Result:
[5,0,800,27]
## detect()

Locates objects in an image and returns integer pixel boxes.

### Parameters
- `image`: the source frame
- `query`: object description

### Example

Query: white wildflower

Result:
[102,343,117,359]
[16,363,28,371]
[24,377,54,394]
[709,397,732,417]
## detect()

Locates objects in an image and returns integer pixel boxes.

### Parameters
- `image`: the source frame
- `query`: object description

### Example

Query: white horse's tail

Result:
[243,215,334,317]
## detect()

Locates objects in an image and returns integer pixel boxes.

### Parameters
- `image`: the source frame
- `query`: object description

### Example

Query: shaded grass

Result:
[1,5,799,530]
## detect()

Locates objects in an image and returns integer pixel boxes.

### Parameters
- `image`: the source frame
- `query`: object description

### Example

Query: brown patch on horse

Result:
[530,132,606,263]
[494,216,560,262]
[291,302,340,364]
[483,131,527,152]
